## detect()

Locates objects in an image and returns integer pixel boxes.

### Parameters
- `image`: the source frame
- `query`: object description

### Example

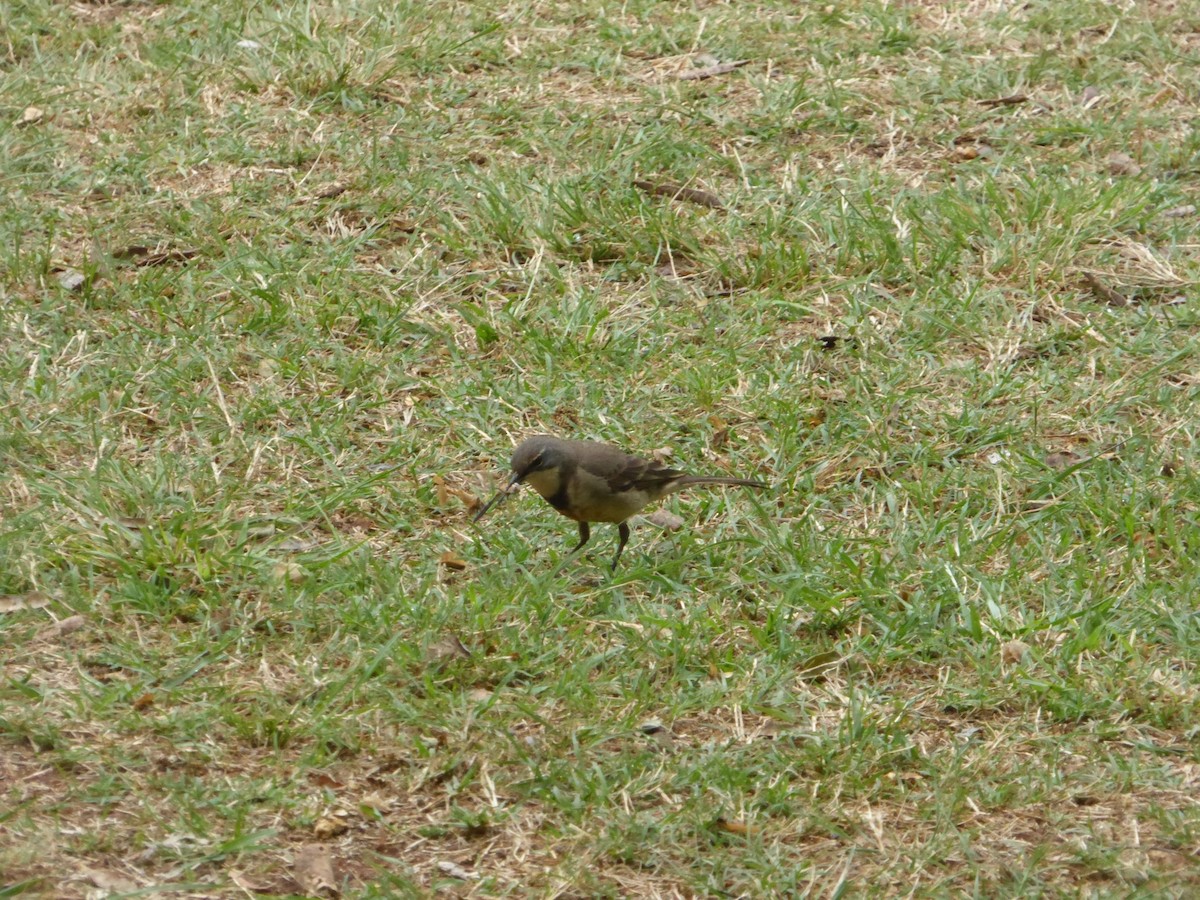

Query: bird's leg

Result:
[570,521,591,554]
[610,522,631,571]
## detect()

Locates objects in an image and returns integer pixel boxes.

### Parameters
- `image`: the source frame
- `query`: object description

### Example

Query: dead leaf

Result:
[293,844,338,897]
[439,551,467,571]
[334,512,376,532]
[307,772,345,790]
[436,859,478,880]
[552,405,580,429]
[1079,85,1103,109]
[649,729,675,749]
[230,869,271,893]
[312,183,349,200]
[817,335,859,351]
[272,561,308,583]
[434,474,483,514]
[357,787,391,816]
[758,718,792,738]
[275,536,317,552]
[147,249,199,267]
[714,818,758,837]
[1081,271,1129,307]
[313,816,348,839]
[655,257,700,279]
[359,791,392,815]
[434,475,451,507]
[1149,86,1177,107]
[797,650,842,680]
[466,687,493,703]
[1162,204,1197,219]
[1106,152,1141,176]
[640,719,674,749]
[1044,450,1082,469]
[1001,640,1031,665]
[644,510,685,531]
[953,143,995,162]
[79,866,138,892]
[978,94,1028,107]
[133,692,155,711]
[426,634,471,664]
[111,244,200,267]
[816,456,886,490]
[17,106,44,126]
[36,615,86,641]
[633,179,725,210]
[0,592,51,614]
[111,244,152,261]
[674,59,750,81]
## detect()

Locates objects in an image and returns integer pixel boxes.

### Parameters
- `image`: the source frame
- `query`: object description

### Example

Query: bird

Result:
[474,434,767,570]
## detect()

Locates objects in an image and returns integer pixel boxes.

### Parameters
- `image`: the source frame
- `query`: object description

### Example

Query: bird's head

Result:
[509,435,562,484]
[473,435,565,524]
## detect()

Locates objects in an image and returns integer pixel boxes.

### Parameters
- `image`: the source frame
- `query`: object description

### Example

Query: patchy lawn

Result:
[3,0,1200,896]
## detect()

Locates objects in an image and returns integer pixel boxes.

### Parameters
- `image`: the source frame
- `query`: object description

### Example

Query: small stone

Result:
[1106,152,1141,176]
[57,269,86,292]
[17,106,44,127]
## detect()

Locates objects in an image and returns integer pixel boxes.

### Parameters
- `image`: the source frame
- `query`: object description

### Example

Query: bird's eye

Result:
[531,453,543,467]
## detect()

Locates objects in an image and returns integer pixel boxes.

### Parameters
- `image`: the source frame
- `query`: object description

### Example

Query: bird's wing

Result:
[584,451,684,497]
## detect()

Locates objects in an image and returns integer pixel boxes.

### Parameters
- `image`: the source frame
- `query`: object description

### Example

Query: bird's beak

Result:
[473,473,521,523]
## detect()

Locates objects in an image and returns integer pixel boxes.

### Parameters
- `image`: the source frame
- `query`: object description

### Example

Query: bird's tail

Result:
[674,475,767,489]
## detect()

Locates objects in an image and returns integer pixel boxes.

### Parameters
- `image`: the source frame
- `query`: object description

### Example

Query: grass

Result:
[3,0,1200,895]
